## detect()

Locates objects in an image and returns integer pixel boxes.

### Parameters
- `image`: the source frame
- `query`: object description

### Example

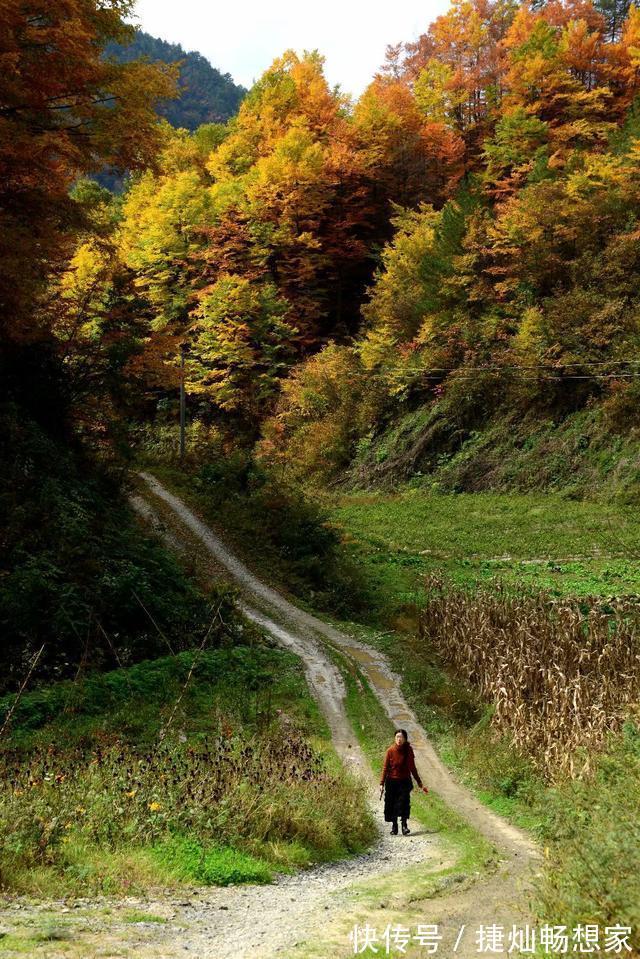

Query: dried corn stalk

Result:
[419,578,640,779]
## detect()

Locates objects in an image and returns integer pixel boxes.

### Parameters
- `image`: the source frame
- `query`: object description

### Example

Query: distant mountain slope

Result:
[105,30,245,130]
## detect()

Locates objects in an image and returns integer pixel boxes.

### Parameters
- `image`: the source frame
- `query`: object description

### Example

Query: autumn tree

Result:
[258,343,367,485]
[203,51,376,345]
[354,77,464,214]
[118,52,383,429]
[596,0,633,39]
[0,0,176,346]
[386,0,518,164]
[500,5,613,166]
[188,275,295,429]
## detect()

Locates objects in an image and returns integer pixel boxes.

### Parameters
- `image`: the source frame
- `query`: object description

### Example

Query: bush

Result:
[0,723,373,893]
[0,647,376,894]
[258,344,371,487]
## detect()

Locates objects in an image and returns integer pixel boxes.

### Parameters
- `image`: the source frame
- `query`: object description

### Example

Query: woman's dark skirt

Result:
[383,777,412,822]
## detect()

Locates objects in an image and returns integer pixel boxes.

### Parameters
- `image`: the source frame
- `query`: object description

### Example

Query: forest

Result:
[13,0,640,488]
[1,0,639,954]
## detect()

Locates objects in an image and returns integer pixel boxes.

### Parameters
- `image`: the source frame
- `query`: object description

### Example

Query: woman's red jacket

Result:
[380,743,422,787]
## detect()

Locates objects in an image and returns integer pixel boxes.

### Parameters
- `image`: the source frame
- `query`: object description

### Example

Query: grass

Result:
[319,489,640,947]
[350,402,640,504]
[535,721,640,940]
[0,919,85,959]
[122,466,639,949]
[149,838,274,886]
[122,911,167,923]
[0,644,325,751]
[0,931,74,957]
[328,488,640,620]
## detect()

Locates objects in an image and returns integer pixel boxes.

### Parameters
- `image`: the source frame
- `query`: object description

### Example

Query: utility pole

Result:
[179,344,186,461]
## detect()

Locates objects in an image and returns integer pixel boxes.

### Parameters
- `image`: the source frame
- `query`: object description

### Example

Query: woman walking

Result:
[380,729,428,835]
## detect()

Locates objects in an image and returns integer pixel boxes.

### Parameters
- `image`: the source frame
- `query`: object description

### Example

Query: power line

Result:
[415,361,640,373]
[420,371,640,380]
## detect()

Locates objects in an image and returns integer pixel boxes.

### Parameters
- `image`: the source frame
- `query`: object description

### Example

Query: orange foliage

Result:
[0,0,176,342]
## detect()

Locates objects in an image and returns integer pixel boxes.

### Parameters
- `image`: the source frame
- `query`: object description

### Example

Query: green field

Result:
[328,489,640,614]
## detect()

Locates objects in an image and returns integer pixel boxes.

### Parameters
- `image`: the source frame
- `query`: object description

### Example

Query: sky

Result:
[131,0,450,98]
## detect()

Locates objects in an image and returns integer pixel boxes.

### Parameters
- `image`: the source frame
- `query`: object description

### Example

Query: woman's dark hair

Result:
[395,728,409,741]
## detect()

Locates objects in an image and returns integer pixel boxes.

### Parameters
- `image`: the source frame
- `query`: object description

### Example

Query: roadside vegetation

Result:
[136,424,371,617]
[0,406,232,693]
[0,646,375,896]
[347,405,640,503]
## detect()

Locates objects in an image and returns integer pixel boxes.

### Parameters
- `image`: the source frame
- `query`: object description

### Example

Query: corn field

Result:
[419,578,640,779]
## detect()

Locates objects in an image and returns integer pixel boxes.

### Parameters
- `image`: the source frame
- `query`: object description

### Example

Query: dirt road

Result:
[0,475,540,959]
[132,473,539,957]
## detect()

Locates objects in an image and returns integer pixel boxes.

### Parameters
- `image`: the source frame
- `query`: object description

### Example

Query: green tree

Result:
[188,276,296,425]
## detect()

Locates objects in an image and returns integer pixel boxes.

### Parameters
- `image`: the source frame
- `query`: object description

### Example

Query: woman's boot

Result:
[401,819,410,835]
[390,819,398,835]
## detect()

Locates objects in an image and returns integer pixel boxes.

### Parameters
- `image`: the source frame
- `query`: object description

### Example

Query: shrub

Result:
[0,724,373,892]
[0,405,230,690]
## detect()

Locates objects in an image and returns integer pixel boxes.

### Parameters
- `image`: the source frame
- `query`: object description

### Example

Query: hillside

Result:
[105,30,245,130]
[345,402,640,500]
